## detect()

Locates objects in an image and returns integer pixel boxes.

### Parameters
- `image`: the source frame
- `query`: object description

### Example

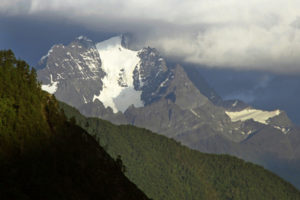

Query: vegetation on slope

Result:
[61,102,300,200]
[0,50,149,200]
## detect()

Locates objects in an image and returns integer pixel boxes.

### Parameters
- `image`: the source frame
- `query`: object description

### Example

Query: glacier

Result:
[93,36,144,113]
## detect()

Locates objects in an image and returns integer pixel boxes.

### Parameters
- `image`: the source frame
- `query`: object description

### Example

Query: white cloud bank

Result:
[1,0,300,73]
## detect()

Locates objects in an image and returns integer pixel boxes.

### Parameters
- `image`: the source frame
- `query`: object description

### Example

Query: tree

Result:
[116,155,126,173]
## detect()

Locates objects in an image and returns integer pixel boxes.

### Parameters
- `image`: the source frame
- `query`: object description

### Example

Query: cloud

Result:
[223,74,273,103]
[1,0,300,73]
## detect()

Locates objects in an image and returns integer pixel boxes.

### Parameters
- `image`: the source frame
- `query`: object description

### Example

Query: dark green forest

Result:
[61,102,300,200]
[0,50,149,200]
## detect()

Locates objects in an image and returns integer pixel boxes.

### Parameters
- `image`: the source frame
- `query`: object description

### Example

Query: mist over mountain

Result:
[2,14,299,126]
[2,0,300,74]
[1,11,299,126]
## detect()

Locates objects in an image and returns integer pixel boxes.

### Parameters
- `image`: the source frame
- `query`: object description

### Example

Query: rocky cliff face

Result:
[37,36,105,108]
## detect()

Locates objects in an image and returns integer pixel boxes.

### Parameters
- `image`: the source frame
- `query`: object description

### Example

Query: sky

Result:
[1,0,300,74]
[1,0,300,124]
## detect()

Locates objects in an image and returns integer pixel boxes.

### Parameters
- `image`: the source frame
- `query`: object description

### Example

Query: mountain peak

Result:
[38,35,171,113]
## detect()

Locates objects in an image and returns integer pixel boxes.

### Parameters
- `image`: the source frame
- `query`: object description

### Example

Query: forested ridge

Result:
[1,49,300,200]
[0,50,149,200]
[61,102,300,200]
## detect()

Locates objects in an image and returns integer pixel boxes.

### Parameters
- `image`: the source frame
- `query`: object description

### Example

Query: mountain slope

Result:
[60,102,300,200]
[0,50,149,200]
[37,35,300,188]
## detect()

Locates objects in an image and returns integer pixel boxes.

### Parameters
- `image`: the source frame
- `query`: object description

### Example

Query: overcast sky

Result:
[1,0,300,74]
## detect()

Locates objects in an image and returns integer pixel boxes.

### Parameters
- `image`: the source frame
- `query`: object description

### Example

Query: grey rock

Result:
[37,36,104,108]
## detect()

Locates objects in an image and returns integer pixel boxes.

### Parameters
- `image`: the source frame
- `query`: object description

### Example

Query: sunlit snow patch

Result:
[41,74,59,94]
[273,126,290,134]
[225,109,281,125]
[93,36,144,113]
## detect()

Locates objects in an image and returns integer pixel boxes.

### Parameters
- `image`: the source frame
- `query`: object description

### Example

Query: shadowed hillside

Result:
[0,50,149,200]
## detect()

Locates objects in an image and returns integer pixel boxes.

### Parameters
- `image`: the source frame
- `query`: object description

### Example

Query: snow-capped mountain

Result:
[38,35,170,114]
[37,35,294,135]
[37,35,300,189]
[37,35,294,138]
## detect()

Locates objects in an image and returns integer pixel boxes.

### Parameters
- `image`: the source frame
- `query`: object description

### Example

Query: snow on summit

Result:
[93,36,144,113]
[225,109,281,125]
[41,74,59,94]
